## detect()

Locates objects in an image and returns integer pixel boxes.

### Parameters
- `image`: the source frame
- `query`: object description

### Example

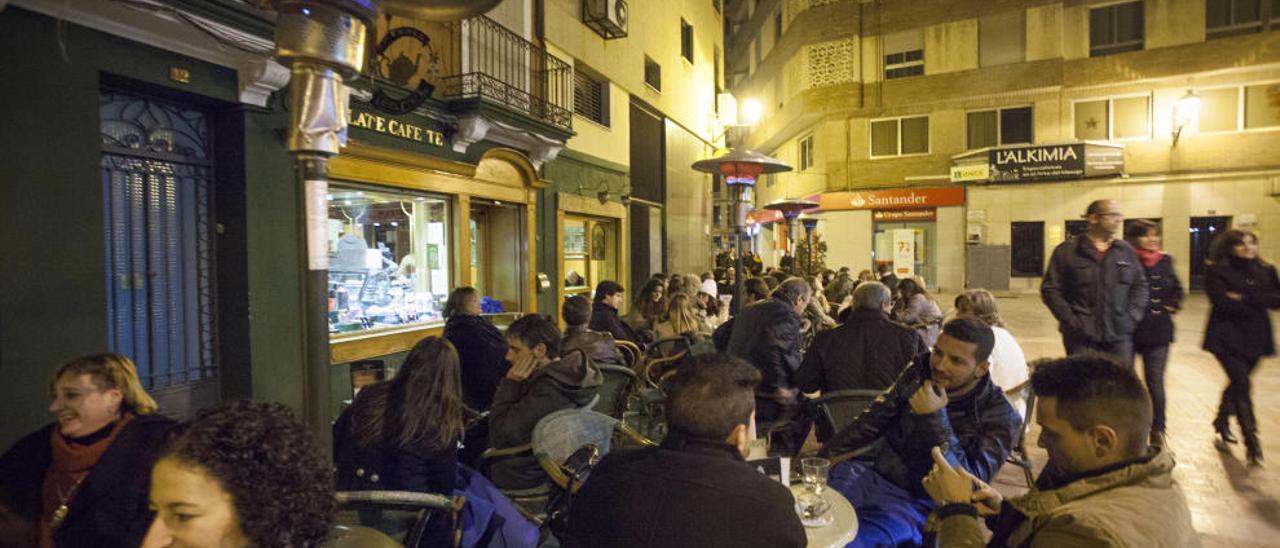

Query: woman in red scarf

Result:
[1125,220,1183,448]
[0,353,173,547]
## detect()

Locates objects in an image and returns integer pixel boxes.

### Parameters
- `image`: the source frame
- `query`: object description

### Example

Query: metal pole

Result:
[295,154,332,453]
[731,188,745,315]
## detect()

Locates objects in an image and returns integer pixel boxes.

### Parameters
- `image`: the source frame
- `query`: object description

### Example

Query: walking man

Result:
[1041,199,1148,366]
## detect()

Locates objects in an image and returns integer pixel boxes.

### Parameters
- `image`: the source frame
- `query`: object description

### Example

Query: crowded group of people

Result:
[0,197,1273,548]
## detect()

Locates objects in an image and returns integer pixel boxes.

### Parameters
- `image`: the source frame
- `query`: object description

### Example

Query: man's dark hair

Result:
[562,295,592,327]
[744,277,770,302]
[773,277,811,306]
[940,318,995,363]
[877,263,892,274]
[1085,199,1113,215]
[1031,354,1153,456]
[506,314,561,358]
[593,280,625,303]
[666,353,761,440]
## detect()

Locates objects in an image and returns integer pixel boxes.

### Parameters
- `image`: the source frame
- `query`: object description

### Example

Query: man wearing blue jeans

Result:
[817,319,1021,547]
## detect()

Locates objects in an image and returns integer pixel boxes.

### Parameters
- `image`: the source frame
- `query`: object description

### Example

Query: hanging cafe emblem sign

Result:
[370,24,439,115]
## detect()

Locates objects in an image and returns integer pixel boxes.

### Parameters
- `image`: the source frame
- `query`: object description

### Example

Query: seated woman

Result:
[655,294,710,343]
[696,279,728,330]
[442,286,508,412]
[334,336,465,496]
[954,289,1030,417]
[141,401,336,548]
[623,278,667,339]
[893,277,943,347]
[0,353,173,547]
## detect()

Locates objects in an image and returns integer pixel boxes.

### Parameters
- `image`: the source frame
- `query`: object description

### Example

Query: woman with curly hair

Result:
[1203,229,1280,466]
[0,353,172,548]
[333,336,466,494]
[141,401,334,547]
[624,278,667,336]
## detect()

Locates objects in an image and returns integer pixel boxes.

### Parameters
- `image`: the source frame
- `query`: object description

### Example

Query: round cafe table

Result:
[790,484,858,548]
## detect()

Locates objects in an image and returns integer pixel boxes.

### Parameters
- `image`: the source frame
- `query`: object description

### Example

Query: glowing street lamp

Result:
[1172,89,1202,147]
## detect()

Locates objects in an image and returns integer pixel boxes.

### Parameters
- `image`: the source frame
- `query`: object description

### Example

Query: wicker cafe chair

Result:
[812,389,883,443]
[594,364,639,419]
[532,408,655,492]
[334,490,464,548]
[615,340,642,370]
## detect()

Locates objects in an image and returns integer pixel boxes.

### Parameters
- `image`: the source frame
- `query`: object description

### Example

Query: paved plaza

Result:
[989,292,1279,547]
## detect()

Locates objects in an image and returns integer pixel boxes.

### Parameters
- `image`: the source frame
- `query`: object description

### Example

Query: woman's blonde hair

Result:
[52,353,158,415]
[955,289,1005,328]
[663,293,702,336]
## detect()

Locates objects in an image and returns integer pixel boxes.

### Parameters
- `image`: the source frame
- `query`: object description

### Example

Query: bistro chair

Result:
[333,490,464,547]
[594,364,639,419]
[615,339,642,369]
[532,408,655,492]
[1004,377,1038,489]
[811,389,883,443]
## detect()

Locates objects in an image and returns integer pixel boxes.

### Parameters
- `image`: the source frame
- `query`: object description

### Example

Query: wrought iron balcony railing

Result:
[439,16,573,132]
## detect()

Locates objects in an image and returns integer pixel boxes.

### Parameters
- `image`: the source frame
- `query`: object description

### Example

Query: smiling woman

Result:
[0,353,174,547]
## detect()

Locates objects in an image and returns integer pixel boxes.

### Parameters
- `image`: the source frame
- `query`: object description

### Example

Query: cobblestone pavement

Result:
[989,292,1279,547]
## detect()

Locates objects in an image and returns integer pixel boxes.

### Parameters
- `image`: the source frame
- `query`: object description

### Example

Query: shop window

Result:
[1199,87,1240,132]
[681,19,694,63]
[1010,221,1044,277]
[979,11,1025,67]
[1245,83,1280,129]
[573,64,610,126]
[564,217,618,295]
[327,184,451,335]
[798,134,814,171]
[883,29,924,80]
[1206,0,1280,38]
[644,56,662,91]
[101,88,215,391]
[1073,96,1149,141]
[1089,1,1144,57]
[967,106,1033,149]
[871,115,929,157]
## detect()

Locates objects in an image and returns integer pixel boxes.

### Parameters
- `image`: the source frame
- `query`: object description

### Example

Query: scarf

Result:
[1135,247,1163,268]
[40,413,133,548]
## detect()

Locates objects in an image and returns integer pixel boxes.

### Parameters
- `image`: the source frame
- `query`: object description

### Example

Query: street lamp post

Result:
[762,198,819,274]
[799,213,821,275]
[692,149,792,314]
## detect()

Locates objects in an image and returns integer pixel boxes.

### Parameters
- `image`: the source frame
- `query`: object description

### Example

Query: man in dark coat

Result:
[796,281,927,397]
[564,353,806,548]
[818,318,1021,547]
[588,280,640,345]
[1041,199,1149,366]
[444,307,510,412]
[560,295,625,366]
[487,315,602,489]
[726,278,811,452]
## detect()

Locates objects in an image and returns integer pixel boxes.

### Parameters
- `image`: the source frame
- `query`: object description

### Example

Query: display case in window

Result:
[327,185,451,336]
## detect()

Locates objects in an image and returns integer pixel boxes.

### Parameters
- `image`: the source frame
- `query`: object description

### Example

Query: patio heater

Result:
[270,0,500,445]
[798,213,822,275]
[692,149,792,314]
[762,197,819,273]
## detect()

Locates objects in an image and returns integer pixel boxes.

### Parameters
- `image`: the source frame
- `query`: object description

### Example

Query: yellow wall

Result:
[925,19,979,75]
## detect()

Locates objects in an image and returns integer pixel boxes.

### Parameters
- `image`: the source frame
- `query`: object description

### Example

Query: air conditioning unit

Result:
[583,0,628,39]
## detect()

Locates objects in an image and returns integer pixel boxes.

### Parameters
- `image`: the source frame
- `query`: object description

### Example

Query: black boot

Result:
[1214,399,1239,445]
[1245,432,1263,467]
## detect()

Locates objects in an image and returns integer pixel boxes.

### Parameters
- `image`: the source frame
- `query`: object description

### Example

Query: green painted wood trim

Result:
[165,0,276,39]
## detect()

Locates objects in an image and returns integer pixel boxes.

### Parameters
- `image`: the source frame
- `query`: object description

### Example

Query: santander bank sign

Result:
[820,187,964,211]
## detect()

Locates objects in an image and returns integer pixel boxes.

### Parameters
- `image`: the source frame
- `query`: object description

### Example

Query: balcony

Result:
[438,16,573,133]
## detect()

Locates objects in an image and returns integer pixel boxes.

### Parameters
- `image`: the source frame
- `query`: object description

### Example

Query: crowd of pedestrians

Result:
[0,196,1272,547]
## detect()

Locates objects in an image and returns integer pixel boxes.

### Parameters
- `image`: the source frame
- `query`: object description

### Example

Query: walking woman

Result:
[334,336,466,494]
[1204,229,1280,466]
[1126,220,1183,448]
[0,353,173,547]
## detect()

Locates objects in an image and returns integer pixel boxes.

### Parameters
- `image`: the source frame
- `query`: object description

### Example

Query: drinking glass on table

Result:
[800,457,831,494]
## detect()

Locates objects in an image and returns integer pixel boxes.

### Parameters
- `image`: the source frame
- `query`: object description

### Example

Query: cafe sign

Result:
[348,109,447,147]
[952,142,1125,183]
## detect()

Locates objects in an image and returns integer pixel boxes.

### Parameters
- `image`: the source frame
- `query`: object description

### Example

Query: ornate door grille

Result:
[100,89,216,390]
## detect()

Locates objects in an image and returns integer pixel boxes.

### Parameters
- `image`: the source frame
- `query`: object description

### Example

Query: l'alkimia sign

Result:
[951,142,1125,183]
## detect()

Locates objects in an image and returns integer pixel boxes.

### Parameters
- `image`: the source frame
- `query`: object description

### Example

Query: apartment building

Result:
[726,0,1280,292]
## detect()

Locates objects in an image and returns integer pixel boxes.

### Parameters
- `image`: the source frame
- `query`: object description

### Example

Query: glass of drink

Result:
[800,457,831,494]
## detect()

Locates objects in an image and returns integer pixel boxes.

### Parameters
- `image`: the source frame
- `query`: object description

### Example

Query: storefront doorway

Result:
[1190,216,1231,290]
[873,221,937,289]
[471,201,528,312]
[563,215,621,298]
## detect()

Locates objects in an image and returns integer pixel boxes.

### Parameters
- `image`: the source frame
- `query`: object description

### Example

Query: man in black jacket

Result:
[818,318,1020,547]
[726,277,811,452]
[1041,199,1149,366]
[487,315,602,489]
[565,353,806,548]
[796,281,927,397]
[588,280,640,345]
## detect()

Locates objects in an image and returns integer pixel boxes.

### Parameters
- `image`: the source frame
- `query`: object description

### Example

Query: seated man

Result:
[588,280,641,345]
[564,353,806,548]
[726,278,811,453]
[797,281,928,395]
[817,318,1021,547]
[923,355,1199,547]
[560,295,626,366]
[487,315,602,489]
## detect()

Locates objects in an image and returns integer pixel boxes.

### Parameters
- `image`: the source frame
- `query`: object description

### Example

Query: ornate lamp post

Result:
[692,149,792,313]
[798,213,822,275]
[269,0,501,445]
[762,197,818,273]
